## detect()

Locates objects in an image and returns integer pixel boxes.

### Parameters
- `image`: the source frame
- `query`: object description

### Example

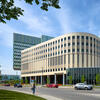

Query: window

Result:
[64,50,66,53]
[64,43,66,47]
[90,49,92,53]
[81,36,84,39]
[58,68,60,71]
[61,68,63,71]
[61,45,63,48]
[68,49,70,53]
[86,36,88,40]
[77,42,79,45]
[86,43,88,46]
[72,49,75,52]
[90,37,92,40]
[77,36,80,39]
[77,49,79,52]
[72,42,75,46]
[82,42,84,45]
[64,37,66,41]
[90,44,92,47]
[86,49,88,53]
[72,36,75,39]
[77,54,79,67]
[68,36,70,40]
[64,67,66,70]
[68,43,70,46]
[61,38,63,42]
[82,49,84,52]
[58,51,60,55]
[61,51,63,54]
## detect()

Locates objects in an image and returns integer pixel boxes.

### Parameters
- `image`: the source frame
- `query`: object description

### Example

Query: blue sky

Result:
[0,0,100,75]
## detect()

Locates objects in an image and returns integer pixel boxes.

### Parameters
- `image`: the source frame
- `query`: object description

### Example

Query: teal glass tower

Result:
[13,33,41,70]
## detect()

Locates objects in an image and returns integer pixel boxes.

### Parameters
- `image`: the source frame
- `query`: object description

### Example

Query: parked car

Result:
[46,84,58,88]
[74,83,93,90]
[14,84,22,88]
[4,84,10,86]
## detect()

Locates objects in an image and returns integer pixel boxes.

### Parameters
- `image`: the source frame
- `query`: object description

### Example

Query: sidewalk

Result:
[59,85,74,88]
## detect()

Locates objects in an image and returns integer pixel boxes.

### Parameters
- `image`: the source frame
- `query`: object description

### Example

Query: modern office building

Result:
[41,35,54,42]
[13,33,41,70]
[21,32,100,85]
[13,33,53,70]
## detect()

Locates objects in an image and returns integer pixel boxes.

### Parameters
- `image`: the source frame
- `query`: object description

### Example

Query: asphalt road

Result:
[0,86,100,100]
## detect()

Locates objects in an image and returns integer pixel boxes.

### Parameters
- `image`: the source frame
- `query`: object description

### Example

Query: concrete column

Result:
[41,76,42,85]
[63,73,65,85]
[54,74,56,84]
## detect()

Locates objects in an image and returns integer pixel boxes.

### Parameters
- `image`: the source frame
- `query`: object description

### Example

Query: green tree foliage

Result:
[25,78,28,84]
[69,76,72,84]
[21,78,23,84]
[81,75,85,83]
[0,0,60,23]
[96,74,100,85]
[47,76,50,84]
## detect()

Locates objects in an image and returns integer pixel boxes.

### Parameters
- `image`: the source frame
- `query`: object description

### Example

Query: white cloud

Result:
[53,1,74,35]
[0,24,15,47]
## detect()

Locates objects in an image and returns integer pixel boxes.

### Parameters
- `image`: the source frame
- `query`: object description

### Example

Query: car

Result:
[74,83,93,90]
[46,84,58,88]
[14,84,22,88]
[4,84,10,86]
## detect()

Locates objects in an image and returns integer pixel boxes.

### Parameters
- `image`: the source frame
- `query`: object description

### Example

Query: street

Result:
[0,86,100,100]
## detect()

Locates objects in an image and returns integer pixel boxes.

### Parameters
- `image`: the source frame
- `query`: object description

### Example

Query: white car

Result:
[74,83,93,90]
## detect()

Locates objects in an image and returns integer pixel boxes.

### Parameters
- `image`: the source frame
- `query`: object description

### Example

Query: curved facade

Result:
[21,32,100,84]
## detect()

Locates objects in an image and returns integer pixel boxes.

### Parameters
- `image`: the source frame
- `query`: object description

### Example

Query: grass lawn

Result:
[0,89,46,100]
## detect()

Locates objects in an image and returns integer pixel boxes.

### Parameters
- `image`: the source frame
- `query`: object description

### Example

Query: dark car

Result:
[4,84,10,86]
[46,84,58,88]
[14,84,22,88]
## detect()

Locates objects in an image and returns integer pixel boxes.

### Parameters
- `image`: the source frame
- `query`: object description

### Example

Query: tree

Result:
[47,76,50,84]
[81,75,85,83]
[21,78,23,84]
[96,74,100,85]
[0,0,60,23]
[69,76,72,84]
[25,78,28,84]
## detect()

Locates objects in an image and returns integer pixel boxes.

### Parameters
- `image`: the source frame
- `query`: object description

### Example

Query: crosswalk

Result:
[75,92,100,98]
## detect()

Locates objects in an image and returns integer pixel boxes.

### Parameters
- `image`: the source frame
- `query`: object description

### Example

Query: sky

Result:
[0,0,100,75]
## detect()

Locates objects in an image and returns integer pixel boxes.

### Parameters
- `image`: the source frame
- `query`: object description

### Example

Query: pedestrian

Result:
[32,83,36,94]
